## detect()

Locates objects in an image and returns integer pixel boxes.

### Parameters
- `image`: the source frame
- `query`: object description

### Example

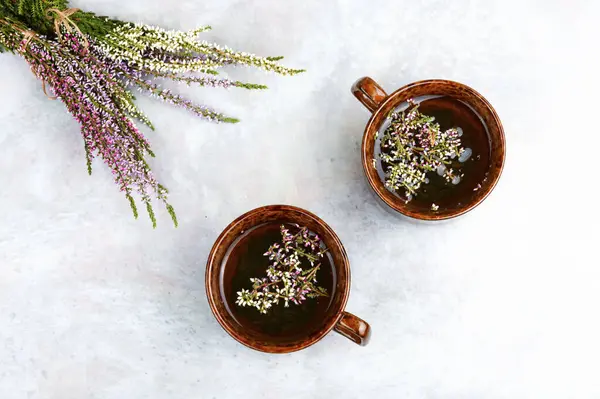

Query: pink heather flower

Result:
[6,30,178,226]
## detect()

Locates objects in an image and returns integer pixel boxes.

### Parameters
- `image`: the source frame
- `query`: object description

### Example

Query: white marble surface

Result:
[1,0,599,398]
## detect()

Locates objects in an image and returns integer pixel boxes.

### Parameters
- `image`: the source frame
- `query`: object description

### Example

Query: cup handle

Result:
[351,76,388,113]
[334,311,371,346]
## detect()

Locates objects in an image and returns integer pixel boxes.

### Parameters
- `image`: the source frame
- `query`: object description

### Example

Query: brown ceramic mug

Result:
[206,205,371,353]
[352,77,506,220]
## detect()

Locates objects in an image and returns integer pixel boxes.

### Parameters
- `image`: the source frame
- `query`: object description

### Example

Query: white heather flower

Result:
[98,23,301,76]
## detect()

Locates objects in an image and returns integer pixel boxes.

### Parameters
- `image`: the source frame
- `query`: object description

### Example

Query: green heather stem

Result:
[145,200,157,228]
[166,204,178,227]
[127,193,139,219]
[234,81,268,90]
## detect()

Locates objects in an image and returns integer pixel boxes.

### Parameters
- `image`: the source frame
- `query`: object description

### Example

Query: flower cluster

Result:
[0,1,303,226]
[377,99,467,202]
[236,225,329,314]
[97,23,304,77]
[0,22,176,226]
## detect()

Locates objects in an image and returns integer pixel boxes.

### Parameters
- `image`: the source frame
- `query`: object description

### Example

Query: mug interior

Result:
[206,205,350,353]
[362,80,505,220]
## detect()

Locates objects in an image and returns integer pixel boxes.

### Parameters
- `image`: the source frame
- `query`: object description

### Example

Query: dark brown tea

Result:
[376,96,492,212]
[219,222,336,342]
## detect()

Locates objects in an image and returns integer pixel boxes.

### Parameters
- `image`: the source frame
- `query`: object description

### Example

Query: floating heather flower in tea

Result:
[236,224,329,315]
[376,98,469,207]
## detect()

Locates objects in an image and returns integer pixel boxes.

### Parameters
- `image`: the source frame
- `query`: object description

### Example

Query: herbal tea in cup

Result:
[206,205,371,353]
[352,78,506,220]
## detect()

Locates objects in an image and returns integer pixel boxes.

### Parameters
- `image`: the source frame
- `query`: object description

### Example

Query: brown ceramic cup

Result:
[206,205,371,353]
[352,77,506,220]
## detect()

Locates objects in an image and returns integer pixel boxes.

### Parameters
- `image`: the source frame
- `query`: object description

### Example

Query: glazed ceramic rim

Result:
[361,79,506,220]
[205,205,351,353]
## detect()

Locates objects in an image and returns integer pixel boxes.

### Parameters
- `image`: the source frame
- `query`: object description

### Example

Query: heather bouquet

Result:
[0,0,303,226]
[377,99,469,205]
[236,225,329,315]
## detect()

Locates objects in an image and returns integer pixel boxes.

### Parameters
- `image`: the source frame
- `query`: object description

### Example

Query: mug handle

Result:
[351,76,388,113]
[334,311,371,346]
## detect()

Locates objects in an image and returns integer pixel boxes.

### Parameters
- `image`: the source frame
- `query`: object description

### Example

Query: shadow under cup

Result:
[206,206,366,353]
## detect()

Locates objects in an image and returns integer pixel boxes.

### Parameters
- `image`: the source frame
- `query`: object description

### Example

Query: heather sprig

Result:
[96,23,304,77]
[0,20,176,226]
[1,0,304,226]
[377,99,467,201]
[236,225,329,315]
[1,0,304,79]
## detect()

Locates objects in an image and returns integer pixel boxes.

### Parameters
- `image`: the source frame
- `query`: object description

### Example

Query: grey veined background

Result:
[1,0,598,398]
